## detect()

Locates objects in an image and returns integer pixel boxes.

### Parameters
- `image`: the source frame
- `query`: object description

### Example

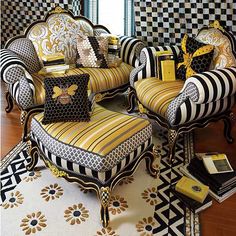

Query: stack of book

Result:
[40,53,69,74]
[180,156,236,203]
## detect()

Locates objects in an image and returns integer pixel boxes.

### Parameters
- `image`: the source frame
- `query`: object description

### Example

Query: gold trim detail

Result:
[100,187,111,208]
[138,102,147,114]
[49,6,68,15]
[20,110,27,125]
[46,161,68,178]
[94,93,107,102]
[209,20,224,32]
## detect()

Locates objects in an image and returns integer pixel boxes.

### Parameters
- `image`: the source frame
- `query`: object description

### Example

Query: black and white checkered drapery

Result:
[134,0,236,46]
[1,0,81,48]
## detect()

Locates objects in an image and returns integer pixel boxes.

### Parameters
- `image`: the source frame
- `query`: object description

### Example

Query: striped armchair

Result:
[128,21,236,162]
[0,7,144,124]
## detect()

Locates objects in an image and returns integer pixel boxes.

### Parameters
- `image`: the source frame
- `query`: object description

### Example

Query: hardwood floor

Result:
[1,81,236,235]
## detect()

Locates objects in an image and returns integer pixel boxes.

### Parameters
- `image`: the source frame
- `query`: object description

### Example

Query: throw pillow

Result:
[103,34,122,68]
[76,35,109,68]
[177,34,214,80]
[42,74,90,125]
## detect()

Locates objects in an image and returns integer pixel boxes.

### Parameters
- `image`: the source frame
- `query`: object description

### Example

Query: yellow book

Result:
[160,60,176,81]
[175,176,209,203]
[41,53,65,62]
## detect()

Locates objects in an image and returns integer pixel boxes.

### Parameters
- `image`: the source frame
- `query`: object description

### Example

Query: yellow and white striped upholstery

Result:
[32,63,133,105]
[135,77,184,118]
[31,104,152,183]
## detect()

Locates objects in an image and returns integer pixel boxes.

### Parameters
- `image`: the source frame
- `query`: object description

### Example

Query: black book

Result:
[170,184,212,214]
[188,165,236,196]
[43,59,65,66]
[188,157,236,189]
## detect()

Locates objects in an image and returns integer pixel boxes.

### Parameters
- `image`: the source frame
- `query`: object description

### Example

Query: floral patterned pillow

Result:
[76,35,109,68]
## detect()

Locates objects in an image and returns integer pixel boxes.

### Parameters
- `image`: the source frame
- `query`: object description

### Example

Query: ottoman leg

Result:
[145,147,159,178]
[99,186,111,228]
[26,140,39,171]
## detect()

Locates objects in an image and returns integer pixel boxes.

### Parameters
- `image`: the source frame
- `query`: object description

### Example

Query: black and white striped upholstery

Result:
[165,67,236,125]
[180,67,236,104]
[119,36,145,67]
[130,45,180,87]
[0,49,36,108]
[0,49,28,83]
[32,132,152,184]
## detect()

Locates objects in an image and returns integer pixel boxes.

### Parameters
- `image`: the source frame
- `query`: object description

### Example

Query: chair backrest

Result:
[196,20,236,70]
[5,6,110,65]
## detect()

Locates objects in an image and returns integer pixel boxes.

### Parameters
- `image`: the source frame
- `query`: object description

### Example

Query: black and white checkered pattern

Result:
[31,132,152,184]
[1,0,81,48]
[134,0,236,46]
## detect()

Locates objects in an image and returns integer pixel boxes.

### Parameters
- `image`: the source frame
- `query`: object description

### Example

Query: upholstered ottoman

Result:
[26,104,158,227]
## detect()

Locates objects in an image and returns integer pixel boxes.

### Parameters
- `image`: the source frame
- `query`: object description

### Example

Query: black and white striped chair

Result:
[128,21,236,162]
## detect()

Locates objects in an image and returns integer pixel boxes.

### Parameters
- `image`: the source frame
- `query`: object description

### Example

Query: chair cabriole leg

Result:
[127,88,136,113]
[5,92,14,113]
[223,112,234,144]
[26,140,39,171]
[168,129,178,163]
[99,186,111,228]
[145,148,159,178]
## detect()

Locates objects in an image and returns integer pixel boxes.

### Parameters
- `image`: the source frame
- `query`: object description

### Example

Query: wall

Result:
[1,0,81,48]
[134,0,236,46]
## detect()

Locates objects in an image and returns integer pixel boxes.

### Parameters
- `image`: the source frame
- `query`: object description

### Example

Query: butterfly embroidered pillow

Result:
[76,35,109,68]
[177,34,214,80]
[42,74,90,124]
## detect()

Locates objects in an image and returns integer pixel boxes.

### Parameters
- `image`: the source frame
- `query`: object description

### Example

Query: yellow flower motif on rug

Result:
[141,187,158,206]
[23,171,41,182]
[136,216,157,236]
[109,195,128,215]
[64,203,89,225]
[2,191,24,209]
[118,176,134,186]
[96,227,118,236]
[40,183,63,202]
[20,211,47,235]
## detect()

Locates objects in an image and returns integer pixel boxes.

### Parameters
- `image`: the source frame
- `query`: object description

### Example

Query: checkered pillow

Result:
[76,35,109,68]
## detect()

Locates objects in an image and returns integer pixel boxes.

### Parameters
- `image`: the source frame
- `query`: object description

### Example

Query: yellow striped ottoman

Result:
[27,104,158,227]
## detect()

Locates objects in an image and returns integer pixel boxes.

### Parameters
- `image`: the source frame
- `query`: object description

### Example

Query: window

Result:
[98,0,124,35]
[83,0,134,36]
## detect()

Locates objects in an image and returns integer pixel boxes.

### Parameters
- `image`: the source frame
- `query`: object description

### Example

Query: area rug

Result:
[0,95,200,236]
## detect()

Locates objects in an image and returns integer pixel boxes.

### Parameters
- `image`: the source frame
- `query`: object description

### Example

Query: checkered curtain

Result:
[134,0,236,46]
[1,0,81,48]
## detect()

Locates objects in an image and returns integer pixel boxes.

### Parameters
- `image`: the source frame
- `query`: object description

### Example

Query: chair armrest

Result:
[119,36,145,67]
[0,49,29,84]
[130,45,180,86]
[181,67,236,104]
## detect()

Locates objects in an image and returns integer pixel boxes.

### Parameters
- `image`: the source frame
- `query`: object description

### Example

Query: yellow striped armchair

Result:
[128,21,236,162]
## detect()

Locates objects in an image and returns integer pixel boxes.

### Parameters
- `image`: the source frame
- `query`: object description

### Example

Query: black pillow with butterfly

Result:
[76,35,109,68]
[42,74,90,124]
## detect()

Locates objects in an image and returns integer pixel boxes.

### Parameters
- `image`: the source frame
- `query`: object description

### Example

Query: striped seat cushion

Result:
[135,77,184,118]
[31,105,152,183]
[32,62,133,105]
